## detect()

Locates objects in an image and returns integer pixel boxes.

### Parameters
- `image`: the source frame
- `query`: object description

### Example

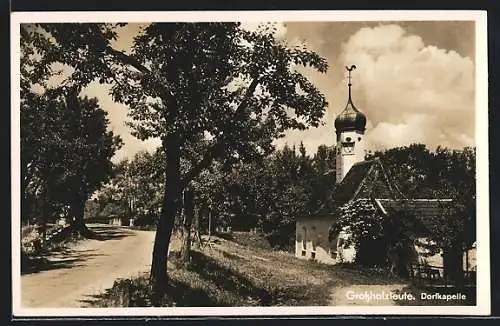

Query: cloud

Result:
[339,24,475,150]
[278,22,475,154]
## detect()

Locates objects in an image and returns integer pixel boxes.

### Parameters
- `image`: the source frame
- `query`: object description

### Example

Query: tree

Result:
[96,149,165,225]
[20,89,121,235]
[329,199,385,265]
[21,25,122,236]
[57,91,123,234]
[368,144,435,198]
[26,22,328,304]
[366,144,476,281]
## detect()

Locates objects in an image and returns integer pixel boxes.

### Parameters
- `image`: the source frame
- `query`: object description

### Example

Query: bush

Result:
[21,227,43,256]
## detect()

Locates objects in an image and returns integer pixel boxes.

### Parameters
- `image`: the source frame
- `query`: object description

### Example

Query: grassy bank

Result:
[21,224,88,274]
[86,233,413,307]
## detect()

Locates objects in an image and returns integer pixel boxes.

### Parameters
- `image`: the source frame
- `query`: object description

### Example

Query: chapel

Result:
[294,66,475,276]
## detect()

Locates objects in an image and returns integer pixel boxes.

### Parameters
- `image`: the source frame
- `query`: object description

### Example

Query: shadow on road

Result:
[86,226,135,241]
[21,226,134,275]
[21,248,107,275]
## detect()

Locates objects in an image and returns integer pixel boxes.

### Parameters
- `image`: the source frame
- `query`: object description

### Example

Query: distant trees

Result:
[93,149,165,225]
[186,143,336,250]
[370,145,476,250]
[21,89,122,236]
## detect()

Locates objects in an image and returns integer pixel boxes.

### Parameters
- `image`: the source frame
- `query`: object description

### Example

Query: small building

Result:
[295,159,458,270]
[296,158,411,264]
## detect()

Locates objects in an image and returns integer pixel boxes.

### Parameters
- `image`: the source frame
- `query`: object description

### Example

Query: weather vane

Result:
[346,65,357,86]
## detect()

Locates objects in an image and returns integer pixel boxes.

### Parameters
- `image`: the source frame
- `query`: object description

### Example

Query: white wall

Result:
[295,217,337,264]
[336,130,365,183]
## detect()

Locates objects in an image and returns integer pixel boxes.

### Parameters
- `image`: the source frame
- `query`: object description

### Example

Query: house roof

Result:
[375,198,453,232]
[310,158,404,217]
[333,158,405,205]
[332,160,375,206]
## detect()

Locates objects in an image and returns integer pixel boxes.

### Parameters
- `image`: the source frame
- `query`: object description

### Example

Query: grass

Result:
[82,231,477,307]
[86,232,419,307]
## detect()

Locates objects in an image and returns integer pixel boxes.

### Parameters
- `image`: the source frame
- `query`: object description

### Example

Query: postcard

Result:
[11,10,490,317]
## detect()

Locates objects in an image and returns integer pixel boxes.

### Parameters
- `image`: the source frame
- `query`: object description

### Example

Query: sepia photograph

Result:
[11,10,489,317]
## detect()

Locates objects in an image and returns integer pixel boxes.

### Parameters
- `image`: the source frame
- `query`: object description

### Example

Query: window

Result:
[311,252,316,260]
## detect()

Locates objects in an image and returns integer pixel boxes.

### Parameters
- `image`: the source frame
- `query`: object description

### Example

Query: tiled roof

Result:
[311,158,403,216]
[375,199,453,232]
[333,160,375,206]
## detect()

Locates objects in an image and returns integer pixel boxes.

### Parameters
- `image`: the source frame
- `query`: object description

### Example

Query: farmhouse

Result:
[295,66,475,276]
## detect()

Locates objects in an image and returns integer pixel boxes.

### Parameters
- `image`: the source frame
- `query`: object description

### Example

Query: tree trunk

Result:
[193,207,202,248]
[180,186,194,264]
[208,209,212,241]
[150,135,182,306]
[39,183,50,243]
[71,199,91,237]
[443,243,464,285]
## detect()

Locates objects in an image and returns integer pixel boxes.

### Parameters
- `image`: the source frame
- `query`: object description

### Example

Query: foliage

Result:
[21,89,122,229]
[330,199,386,265]
[21,226,44,256]
[189,144,336,249]
[95,149,165,222]
[369,144,476,251]
[20,24,122,233]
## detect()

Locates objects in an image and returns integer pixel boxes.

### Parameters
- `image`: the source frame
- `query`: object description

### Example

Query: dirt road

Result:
[21,224,157,308]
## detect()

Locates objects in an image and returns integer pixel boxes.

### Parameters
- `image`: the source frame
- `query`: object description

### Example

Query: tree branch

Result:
[180,77,261,187]
[104,46,177,107]
[105,47,150,75]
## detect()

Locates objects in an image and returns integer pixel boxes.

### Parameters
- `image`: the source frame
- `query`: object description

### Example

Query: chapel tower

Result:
[334,65,367,184]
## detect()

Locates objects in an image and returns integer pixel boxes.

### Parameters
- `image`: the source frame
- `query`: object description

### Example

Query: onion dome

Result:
[334,65,366,133]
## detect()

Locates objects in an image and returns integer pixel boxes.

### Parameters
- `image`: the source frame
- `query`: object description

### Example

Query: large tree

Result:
[20,88,122,235]
[26,22,328,304]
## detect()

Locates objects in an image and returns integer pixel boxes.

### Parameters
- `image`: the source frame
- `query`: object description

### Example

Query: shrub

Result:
[21,227,43,256]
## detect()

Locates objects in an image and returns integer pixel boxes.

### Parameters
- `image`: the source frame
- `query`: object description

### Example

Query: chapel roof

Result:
[312,158,404,216]
[334,65,367,133]
[374,198,454,232]
[333,158,404,206]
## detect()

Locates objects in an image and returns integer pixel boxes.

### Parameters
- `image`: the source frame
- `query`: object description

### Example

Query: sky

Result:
[80,21,476,162]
